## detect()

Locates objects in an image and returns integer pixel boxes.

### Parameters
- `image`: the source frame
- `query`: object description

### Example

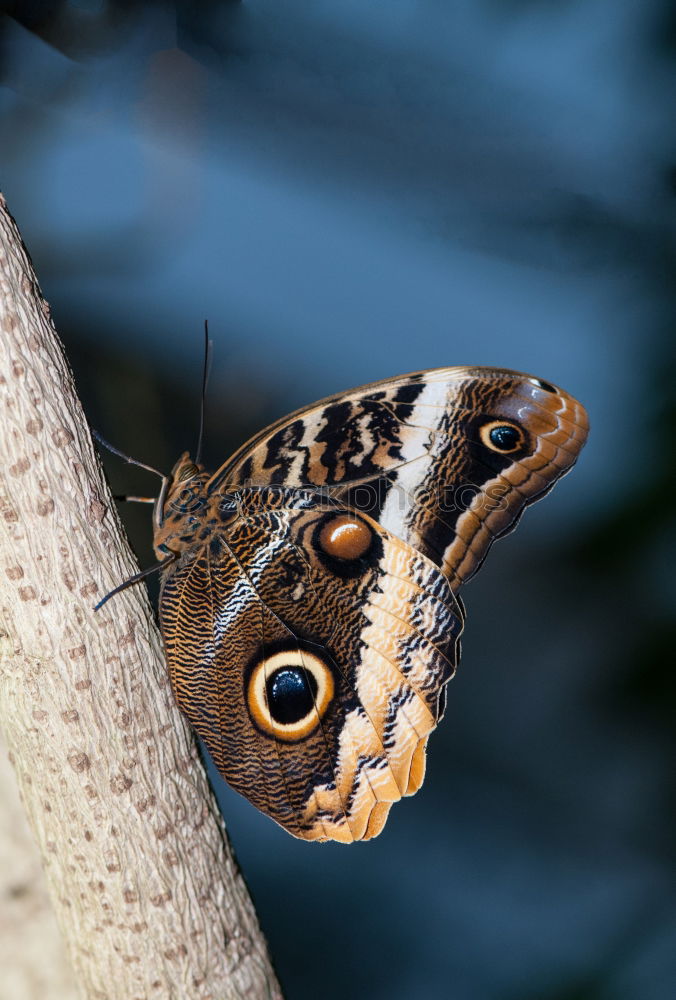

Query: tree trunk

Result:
[0,727,79,999]
[0,193,283,1000]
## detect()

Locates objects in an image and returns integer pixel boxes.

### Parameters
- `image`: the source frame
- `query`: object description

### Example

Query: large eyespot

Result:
[479,419,525,454]
[313,512,381,578]
[246,649,334,742]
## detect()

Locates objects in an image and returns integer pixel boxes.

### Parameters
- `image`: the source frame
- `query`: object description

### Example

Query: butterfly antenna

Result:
[195,319,212,466]
[92,430,166,481]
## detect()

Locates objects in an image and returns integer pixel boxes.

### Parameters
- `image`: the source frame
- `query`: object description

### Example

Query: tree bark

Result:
[0,193,283,1000]
[0,727,79,999]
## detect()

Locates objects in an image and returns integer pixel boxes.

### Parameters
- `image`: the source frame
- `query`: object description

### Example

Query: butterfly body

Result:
[150,367,588,842]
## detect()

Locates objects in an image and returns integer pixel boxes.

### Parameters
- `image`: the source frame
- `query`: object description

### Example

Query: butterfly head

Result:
[152,451,212,556]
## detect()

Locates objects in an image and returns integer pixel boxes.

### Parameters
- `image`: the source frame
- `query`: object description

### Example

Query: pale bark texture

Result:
[0,728,79,1000]
[0,193,283,1000]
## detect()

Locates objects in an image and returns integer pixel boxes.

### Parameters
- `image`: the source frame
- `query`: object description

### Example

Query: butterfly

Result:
[99,366,588,843]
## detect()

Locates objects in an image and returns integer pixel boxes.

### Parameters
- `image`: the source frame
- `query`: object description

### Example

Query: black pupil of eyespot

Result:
[534,379,556,393]
[266,667,318,724]
[489,425,521,451]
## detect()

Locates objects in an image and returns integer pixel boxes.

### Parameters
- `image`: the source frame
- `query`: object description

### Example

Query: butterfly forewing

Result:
[207,368,588,589]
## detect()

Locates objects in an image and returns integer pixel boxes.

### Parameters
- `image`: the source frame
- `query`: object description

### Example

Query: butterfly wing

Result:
[207,368,589,589]
[159,491,463,842]
[158,367,587,841]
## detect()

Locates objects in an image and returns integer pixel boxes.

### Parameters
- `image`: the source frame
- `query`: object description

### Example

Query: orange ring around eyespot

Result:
[246,650,335,742]
[479,419,524,454]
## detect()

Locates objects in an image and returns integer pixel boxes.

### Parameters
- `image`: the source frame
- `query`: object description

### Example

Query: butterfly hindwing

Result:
[158,488,462,842]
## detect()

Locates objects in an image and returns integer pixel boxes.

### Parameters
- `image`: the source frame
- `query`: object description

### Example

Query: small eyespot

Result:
[480,420,525,454]
[529,377,557,394]
[318,514,373,561]
[246,649,334,742]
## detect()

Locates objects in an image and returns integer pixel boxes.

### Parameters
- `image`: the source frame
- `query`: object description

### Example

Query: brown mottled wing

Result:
[207,368,589,590]
[159,490,463,842]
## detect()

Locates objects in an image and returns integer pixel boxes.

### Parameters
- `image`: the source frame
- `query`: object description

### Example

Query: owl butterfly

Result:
[100,367,588,843]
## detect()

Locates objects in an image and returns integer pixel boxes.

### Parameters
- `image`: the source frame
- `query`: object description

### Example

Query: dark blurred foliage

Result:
[1,3,675,999]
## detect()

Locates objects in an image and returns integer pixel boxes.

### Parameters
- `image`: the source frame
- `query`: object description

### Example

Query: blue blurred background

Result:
[1,2,674,998]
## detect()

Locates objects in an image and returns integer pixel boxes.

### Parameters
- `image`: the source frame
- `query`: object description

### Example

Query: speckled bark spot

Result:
[9,456,30,476]
[68,644,86,660]
[19,585,36,601]
[36,497,54,516]
[84,830,93,842]
[61,709,79,723]
[2,310,17,332]
[52,426,74,448]
[6,565,24,580]
[26,417,43,435]
[162,941,185,958]
[11,360,24,378]
[80,581,98,598]
[116,710,132,729]
[32,708,47,722]
[87,497,106,523]
[75,678,91,691]
[123,889,138,904]
[119,622,136,646]
[110,774,132,794]
[44,800,52,812]
[62,570,76,591]
[67,751,91,773]
[162,848,179,867]
[3,507,18,523]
